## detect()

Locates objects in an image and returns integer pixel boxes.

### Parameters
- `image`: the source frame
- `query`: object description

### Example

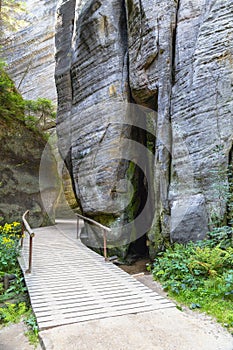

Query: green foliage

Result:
[0,221,27,300]
[24,310,39,346]
[0,221,39,344]
[0,61,24,120]
[0,301,27,324]
[24,97,56,131]
[0,62,56,141]
[152,242,202,293]
[201,226,233,249]
[24,97,56,119]
[0,222,21,276]
[151,227,233,332]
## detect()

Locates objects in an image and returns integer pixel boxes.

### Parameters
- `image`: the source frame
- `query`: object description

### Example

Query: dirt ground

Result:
[0,322,42,350]
[118,258,151,275]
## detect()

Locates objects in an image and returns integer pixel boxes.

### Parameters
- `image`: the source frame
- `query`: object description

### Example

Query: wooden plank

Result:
[37,305,171,330]
[32,300,99,311]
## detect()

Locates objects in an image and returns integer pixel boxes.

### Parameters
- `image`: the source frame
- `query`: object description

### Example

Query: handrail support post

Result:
[22,211,35,274]
[26,234,33,274]
[77,217,79,239]
[21,222,24,248]
[103,229,108,262]
[76,213,110,262]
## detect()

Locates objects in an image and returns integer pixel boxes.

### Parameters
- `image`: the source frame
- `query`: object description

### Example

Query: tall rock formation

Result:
[55,0,149,250]
[55,0,233,256]
[170,0,233,243]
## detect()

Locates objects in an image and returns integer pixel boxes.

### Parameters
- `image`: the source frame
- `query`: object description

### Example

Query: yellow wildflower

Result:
[2,236,14,247]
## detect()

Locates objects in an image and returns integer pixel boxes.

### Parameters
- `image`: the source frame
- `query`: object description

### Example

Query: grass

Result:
[170,283,233,330]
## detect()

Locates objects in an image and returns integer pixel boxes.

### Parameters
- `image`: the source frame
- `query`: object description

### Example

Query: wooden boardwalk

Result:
[18,220,175,330]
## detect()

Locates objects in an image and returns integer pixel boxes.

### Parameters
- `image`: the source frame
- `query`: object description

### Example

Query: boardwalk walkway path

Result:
[18,220,175,331]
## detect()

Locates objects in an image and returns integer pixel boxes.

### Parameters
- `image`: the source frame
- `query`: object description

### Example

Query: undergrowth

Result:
[0,222,39,347]
[150,226,233,333]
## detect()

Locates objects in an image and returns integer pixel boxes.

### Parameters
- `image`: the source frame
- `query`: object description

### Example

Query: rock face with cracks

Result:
[3,0,57,103]
[0,117,57,227]
[55,0,233,256]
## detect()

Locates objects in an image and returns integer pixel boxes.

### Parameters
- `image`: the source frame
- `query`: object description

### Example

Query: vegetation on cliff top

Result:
[0,61,24,120]
[0,61,56,133]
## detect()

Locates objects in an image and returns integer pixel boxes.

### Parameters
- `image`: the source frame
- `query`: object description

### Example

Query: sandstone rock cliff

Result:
[3,0,57,103]
[55,0,233,256]
[0,117,57,227]
[0,65,58,227]
[2,0,79,222]
[170,0,233,244]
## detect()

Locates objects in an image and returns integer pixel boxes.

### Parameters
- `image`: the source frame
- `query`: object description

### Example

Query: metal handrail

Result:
[76,213,111,262]
[21,210,35,273]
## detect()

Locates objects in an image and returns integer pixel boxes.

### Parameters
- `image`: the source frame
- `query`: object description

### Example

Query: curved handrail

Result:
[76,213,111,261]
[21,210,35,273]
[22,210,35,238]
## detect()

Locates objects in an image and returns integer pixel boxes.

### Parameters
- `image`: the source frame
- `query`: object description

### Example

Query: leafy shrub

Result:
[24,97,56,131]
[0,62,55,139]
[0,61,24,120]
[204,226,232,249]
[0,222,21,276]
[0,221,39,343]
[152,242,203,293]
[151,227,233,331]
[0,302,27,324]
[0,302,39,345]
[0,221,26,300]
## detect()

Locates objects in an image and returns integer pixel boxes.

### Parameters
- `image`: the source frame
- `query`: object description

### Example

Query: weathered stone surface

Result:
[3,0,78,222]
[170,0,233,242]
[55,0,148,248]
[171,194,208,242]
[126,0,178,252]
[0,117,56,227]
[3,0,57,103]
[55,0,233,253]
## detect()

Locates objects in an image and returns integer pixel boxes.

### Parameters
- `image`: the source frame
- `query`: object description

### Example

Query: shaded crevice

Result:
[64,148,83,212]
[122,0,134,103]
[123,0,158,255]
[227,143,233,225]
[123,0,151,258]
[171,0,180,85]
[136,0,144,59]
[167,1,181,229]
